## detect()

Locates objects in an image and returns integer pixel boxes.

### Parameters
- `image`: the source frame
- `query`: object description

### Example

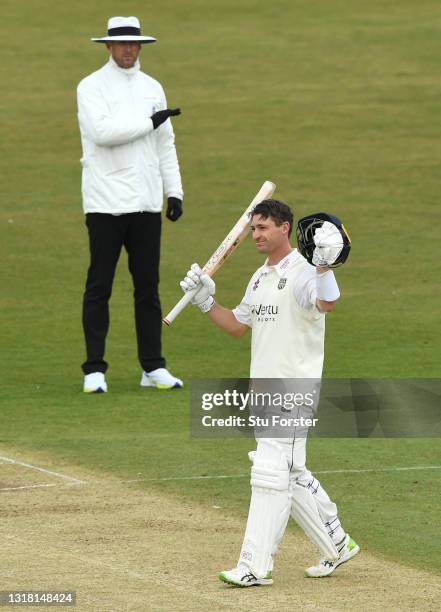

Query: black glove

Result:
[151,108,181,129]
[166,197,183,222]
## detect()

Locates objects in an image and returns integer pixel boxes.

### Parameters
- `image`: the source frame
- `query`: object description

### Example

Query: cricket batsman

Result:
[180,199,359,586]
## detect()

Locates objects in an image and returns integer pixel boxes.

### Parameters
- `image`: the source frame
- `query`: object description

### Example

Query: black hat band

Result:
[108,26,141,36]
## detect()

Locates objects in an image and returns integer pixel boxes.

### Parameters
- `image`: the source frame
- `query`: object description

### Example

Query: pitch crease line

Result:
[135,464,441,482]
[0,483,58,492]
[0,455,86,484]
[315,465,441,475]
[1,465,440,492]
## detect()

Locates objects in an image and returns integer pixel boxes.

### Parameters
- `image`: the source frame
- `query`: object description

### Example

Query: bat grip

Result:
[162,290,196,326]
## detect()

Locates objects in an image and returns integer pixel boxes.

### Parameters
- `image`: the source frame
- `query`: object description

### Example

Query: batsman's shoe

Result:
[140,368,183,389]
[83,372,107,393]
[219,565,273,587]
[305,534,360,578]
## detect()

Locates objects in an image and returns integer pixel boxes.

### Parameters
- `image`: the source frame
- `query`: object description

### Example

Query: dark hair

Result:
[250,199,294,237]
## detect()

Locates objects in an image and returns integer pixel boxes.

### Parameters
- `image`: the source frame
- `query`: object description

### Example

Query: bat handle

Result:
[162,290,196,326]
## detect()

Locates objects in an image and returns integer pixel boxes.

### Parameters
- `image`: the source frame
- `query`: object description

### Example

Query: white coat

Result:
[77,57,183,214]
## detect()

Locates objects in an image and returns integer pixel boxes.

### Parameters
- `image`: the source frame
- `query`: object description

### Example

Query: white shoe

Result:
[140,368,183,389]
[305,534,360,578]
[219,565,273,587]
[83,372,107,393]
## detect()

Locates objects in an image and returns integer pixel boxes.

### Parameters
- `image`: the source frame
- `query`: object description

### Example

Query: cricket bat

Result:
[163,180,276,326]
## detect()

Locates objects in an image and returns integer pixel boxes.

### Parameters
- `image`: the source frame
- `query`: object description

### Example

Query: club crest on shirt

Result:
[278,278,287,290]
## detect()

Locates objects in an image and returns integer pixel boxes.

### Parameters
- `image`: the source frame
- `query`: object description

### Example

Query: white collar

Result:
[260,249,301,278]
[108,56,140,77]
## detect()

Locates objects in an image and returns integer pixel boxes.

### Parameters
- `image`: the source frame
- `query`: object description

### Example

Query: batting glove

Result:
[180,263,216,313]
[312,221,344,267]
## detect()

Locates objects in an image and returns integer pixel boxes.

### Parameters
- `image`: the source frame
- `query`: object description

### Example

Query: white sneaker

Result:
[83,372,107,393]
[305,534,360,578]
[140,368,183,389]
[219,565,273,587]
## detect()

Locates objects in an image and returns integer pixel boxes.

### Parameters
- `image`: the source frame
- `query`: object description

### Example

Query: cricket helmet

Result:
[296,212,351,268]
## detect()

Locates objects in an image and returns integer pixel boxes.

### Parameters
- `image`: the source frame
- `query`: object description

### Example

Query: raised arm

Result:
[315,267,340,312]
[312,221,345,312]
[180,264,249,337]
[207,303,249,337]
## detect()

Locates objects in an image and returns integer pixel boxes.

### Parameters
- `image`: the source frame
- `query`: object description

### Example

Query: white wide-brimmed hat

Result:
[91,16,156,44]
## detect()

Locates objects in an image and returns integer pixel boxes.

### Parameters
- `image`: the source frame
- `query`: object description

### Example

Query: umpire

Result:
[77,16,184,393]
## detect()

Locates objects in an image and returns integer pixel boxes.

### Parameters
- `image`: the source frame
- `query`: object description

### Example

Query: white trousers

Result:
[238,434,345,575]
[269,435,344,567]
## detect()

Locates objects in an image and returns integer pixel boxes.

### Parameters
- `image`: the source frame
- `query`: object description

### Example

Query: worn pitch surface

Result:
[2,456,440,612]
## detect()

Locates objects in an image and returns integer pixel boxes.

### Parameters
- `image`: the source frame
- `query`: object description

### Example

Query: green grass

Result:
[1,0,440,578]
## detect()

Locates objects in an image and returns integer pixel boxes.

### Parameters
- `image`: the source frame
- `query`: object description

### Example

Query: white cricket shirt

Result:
[233,250,325,378]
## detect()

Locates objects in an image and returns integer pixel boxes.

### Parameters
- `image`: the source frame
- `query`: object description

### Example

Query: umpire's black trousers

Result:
[82,212,166,375]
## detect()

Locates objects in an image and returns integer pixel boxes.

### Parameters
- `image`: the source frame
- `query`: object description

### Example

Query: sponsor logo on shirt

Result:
[251,304,278,322]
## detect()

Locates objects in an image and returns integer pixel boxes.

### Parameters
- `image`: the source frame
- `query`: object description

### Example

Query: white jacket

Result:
[77,57,183,214]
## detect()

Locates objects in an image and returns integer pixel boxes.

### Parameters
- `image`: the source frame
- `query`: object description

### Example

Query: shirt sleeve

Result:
[292,262,318,311]
[77,80,153,147]
[155,86,184,200]
[232,273,259,327]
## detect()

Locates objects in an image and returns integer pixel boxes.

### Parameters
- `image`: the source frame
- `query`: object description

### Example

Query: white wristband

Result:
[199,296,215,313]
[316,270,340,301]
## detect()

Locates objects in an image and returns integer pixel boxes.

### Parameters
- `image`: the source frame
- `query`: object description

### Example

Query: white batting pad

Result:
[238,439,291,578]
[290,481,339,561]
